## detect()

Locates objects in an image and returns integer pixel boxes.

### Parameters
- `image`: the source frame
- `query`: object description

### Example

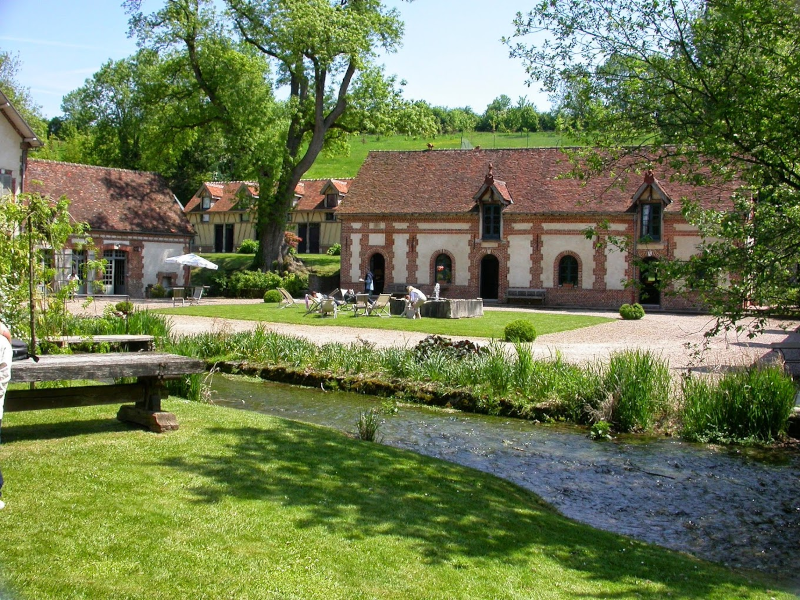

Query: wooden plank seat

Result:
[506,288,546,304]
[43,334,155,352]
[7,353,205,433]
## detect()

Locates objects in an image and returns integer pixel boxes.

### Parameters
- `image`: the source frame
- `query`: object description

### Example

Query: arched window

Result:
[435,254,452,284]
[558,255,579,286]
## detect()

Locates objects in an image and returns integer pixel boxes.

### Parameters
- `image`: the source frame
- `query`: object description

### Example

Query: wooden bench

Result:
[7,353,205,433]
[43,334,155,352]
[506,288,546,305]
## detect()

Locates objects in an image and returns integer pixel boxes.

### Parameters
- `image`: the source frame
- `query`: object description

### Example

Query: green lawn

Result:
[159,302,614,339]
[305,131,574,178]
[0,401,791,599]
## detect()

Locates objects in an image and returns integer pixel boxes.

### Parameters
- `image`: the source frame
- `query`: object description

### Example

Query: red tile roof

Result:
[184,181,258,213]
[338,148,739,216]
[25,160,193,236]
[293,178,352,211]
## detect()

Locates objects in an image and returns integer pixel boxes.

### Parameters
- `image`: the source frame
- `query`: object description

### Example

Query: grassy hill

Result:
[305,131,574,179]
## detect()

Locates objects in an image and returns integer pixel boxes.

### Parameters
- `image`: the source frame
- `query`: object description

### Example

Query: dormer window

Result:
[472,164,511,241]
[201,195,211,210]
[640,203,662,242]
[482,204,502,240]
[325,193,339,208]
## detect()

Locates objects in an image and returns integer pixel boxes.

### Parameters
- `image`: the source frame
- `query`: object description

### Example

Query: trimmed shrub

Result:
[237,239,259,254]
[114,301,133,314]
[263,289,282,303]
[326,243,342,256]
[150,284,167,299]
[619,303,645,320]
[681,365,796,444]
[504,319,537,343]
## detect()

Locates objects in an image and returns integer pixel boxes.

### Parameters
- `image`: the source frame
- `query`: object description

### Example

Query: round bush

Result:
[263,289,282,303]
[504,319,537,343]
[619,303,645,320]
[237,239,259,254]
[326,243,341,256]
[115,301,133,314]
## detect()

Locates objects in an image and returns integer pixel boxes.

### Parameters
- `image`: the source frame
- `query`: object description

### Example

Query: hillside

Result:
[304,131,572,179]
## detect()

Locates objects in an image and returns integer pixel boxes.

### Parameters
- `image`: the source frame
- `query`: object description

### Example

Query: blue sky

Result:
[0,0,550,120]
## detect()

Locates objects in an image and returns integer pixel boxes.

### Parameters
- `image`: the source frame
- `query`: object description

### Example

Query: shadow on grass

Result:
[158,420,770,599]
[2,417,130,442]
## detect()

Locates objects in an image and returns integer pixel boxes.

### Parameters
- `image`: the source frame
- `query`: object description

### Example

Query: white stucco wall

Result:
[0,116,22,194]
[150,242,191,286]
[673,236,703,261]
[508,235,532,288]
[605,244,628,290]
[541,233,595,288]
[392,233,409,284]
[349,233,362,282]
[416,233,470,285]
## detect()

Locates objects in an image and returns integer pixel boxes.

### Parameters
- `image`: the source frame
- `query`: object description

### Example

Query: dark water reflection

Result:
[210,375,800,587]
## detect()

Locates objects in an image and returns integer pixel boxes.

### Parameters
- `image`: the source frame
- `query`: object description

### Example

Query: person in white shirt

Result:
[405,286,427,319]
[0,320,12,510]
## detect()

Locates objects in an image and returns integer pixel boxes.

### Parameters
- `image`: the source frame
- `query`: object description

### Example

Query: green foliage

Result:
[681,366,796,444]
[601,350,672,433]
[150,284,167,299]
[326,243,341,256]
[619,303,645,320]
[263,289,282,303]
[589,420,613,441]
[504,319,537,342]
[226,270,284,298]
[355,408,383,442]
[114,301,134,314]
[237,239,259,254]
[0,192,99,337]
[507,0,800,335]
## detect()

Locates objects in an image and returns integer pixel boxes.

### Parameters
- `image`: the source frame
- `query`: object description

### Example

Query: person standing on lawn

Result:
[0,320,12,510]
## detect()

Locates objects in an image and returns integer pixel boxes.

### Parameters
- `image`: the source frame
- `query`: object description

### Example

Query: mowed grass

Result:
[159,302,614,338]
[0,401,791,600]
[306,131,573,178]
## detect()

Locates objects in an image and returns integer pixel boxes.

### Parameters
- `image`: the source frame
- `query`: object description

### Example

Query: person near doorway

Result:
[67,270,80,299]
[0,320,12,510]
[362,270,374,295]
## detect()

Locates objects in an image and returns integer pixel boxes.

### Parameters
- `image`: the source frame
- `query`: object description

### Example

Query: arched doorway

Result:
[639,257,660,305]
[480,254,499,299]
[369,253,385,294]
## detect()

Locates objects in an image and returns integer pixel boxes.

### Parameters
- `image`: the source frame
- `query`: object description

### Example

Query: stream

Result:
[210,375,800,589]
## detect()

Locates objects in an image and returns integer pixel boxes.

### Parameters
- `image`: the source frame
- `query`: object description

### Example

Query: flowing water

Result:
[210,375,800,588]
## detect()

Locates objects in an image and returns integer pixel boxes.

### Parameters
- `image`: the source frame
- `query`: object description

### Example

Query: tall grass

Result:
[681,365,796,444]
[601,350,673,432]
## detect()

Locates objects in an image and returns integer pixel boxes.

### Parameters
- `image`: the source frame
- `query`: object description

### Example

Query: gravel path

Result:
[70,298,798,371]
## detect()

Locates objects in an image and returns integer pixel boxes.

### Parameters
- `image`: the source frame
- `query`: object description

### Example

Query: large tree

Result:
[506,0,800,335]
[126,0,408,270]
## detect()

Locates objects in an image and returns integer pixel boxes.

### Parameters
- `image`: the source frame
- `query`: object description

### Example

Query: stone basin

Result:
[389,298,484,318]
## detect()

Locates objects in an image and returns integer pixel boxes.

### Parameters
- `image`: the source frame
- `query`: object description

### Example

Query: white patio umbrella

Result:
[164,253,219,270]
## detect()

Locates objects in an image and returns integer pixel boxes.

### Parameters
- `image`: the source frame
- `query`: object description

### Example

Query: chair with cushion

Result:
[277,287,299,309]
[367,293,392,317]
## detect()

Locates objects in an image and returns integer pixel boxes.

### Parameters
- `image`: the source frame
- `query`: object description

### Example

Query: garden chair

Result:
[352,293,372,317]
[318,298,338,318]
[186,286,205,306]
[277,287,299,309]
[304,293,324,315]
[367,293,392,317]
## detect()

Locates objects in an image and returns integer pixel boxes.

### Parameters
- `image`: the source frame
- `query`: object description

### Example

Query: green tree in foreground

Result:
[506,0,800,335]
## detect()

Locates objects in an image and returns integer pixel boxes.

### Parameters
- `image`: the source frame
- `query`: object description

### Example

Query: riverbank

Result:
[67,297,800,372]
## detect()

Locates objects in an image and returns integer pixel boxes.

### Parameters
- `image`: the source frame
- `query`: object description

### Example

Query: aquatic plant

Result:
[356,408,383,442]
[601,350,672,432]
[681,365,796,444]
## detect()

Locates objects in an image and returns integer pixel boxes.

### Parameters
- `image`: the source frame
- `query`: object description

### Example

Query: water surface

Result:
[210,375,800,588]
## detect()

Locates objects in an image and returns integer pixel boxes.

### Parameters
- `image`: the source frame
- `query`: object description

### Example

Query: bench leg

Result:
[116,376,179,433]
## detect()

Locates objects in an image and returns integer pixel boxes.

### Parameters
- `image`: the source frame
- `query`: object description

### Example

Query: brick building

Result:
[336,148,737,309]
[25,160,194,298]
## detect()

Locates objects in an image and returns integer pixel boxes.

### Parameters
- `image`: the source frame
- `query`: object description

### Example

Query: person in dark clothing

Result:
[363,270,374,295]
